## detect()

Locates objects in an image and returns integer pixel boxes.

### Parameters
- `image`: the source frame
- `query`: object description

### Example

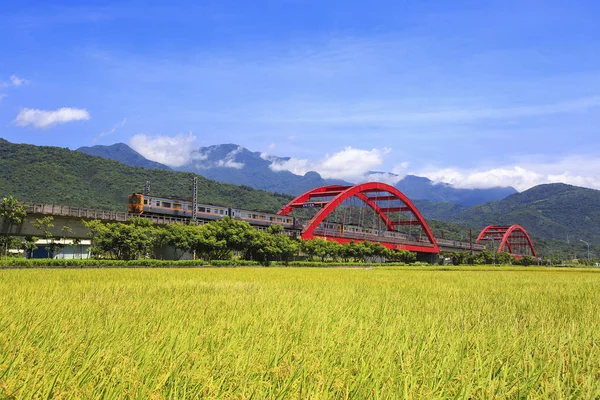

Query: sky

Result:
[1,0,599,191]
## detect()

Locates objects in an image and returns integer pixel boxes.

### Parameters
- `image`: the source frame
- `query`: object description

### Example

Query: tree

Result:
[190,224,230,260]
[0,196,28,257]
[83,219,111,258]
[517,255,537,266]
[82,218,157,260]
[341,241,360,262]
[274,235,299,264]
[21,236,38,259]
[326,241,343,262]
[385,248,417,263]
[155,224,195,260]
[301,238,329,261]
[245,228,300,265]
[245,230,280,265]
[32,216,55,258]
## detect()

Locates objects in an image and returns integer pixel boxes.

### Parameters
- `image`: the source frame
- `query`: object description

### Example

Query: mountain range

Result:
[414,183,600,246]
[76,143,517,205]
[1,138,599,256]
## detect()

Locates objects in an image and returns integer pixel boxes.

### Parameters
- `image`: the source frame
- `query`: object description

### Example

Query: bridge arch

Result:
[476,225,537,258]
[278,182,439,253]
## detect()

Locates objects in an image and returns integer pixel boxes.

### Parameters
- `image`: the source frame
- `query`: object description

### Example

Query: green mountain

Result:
[77,143,171,170]
[0,139,291,213]
[415,183,600,245]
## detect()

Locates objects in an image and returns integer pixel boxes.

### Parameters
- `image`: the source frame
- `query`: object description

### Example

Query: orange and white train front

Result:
[128,193,144,214]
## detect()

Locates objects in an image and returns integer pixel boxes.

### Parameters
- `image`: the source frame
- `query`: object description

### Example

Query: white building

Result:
[30,239,91,259]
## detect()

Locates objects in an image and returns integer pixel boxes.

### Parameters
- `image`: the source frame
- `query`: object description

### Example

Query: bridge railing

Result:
[27,204,129,222]
[436,238,485,251]
[313,228,436,248]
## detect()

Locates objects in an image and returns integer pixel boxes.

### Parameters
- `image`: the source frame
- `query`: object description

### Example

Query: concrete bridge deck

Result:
[2,203,485,253]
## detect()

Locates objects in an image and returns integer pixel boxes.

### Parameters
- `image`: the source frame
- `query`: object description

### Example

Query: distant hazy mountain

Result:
[172,143,351,195]
[395,174,517,206]
[77,143,171,170]
[79,142,516,203]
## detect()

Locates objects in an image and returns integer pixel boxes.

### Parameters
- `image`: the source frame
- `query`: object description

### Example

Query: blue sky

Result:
[1,0,599,190]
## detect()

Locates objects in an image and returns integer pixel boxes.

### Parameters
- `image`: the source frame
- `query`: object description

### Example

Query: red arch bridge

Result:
[476,225,537,259]
[278,182,536,260]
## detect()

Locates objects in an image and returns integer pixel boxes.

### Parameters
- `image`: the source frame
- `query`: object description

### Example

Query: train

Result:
[128,193,431,244]
[128,193,297,229]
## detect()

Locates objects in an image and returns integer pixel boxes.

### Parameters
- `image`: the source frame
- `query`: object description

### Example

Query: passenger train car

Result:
[128,193,297,229]
[316,222,430,243]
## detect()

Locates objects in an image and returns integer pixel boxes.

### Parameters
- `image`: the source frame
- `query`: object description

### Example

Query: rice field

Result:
[1,266,600,399]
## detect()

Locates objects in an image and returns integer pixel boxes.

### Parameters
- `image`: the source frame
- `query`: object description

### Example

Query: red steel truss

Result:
[278,182,440,253]
[476,225,537,258]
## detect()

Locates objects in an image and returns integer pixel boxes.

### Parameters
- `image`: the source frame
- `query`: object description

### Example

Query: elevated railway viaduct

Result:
[1,182,536,260]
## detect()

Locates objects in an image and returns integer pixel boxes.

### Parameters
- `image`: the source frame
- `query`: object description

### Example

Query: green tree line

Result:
[441,250,539,266]
[82,217,418,265]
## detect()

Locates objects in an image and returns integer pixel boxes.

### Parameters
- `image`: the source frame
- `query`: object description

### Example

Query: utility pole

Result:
[144,181,150,196]
[192,177,198,224]
[469,229,473,254]
[580,239,590,261]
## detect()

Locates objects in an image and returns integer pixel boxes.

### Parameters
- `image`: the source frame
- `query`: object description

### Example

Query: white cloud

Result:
[269,146,390,182]
[218,159,244,169]
[1,75,30,88]
[191,150,208,161]
[129,133,197,167]
[216,146,244,169]
[363,172,403,185]
[14,107,90,128]
[93,118,127,143]
[10,75,30,86]
[417,155,600,191]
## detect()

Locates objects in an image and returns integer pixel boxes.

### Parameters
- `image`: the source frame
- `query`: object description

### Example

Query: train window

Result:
[155,201,160,206]
[173,203,181,209]
[143,199,148,205]
[219,209,224,215]
[163,202,172,208]
[187,205,192,211]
